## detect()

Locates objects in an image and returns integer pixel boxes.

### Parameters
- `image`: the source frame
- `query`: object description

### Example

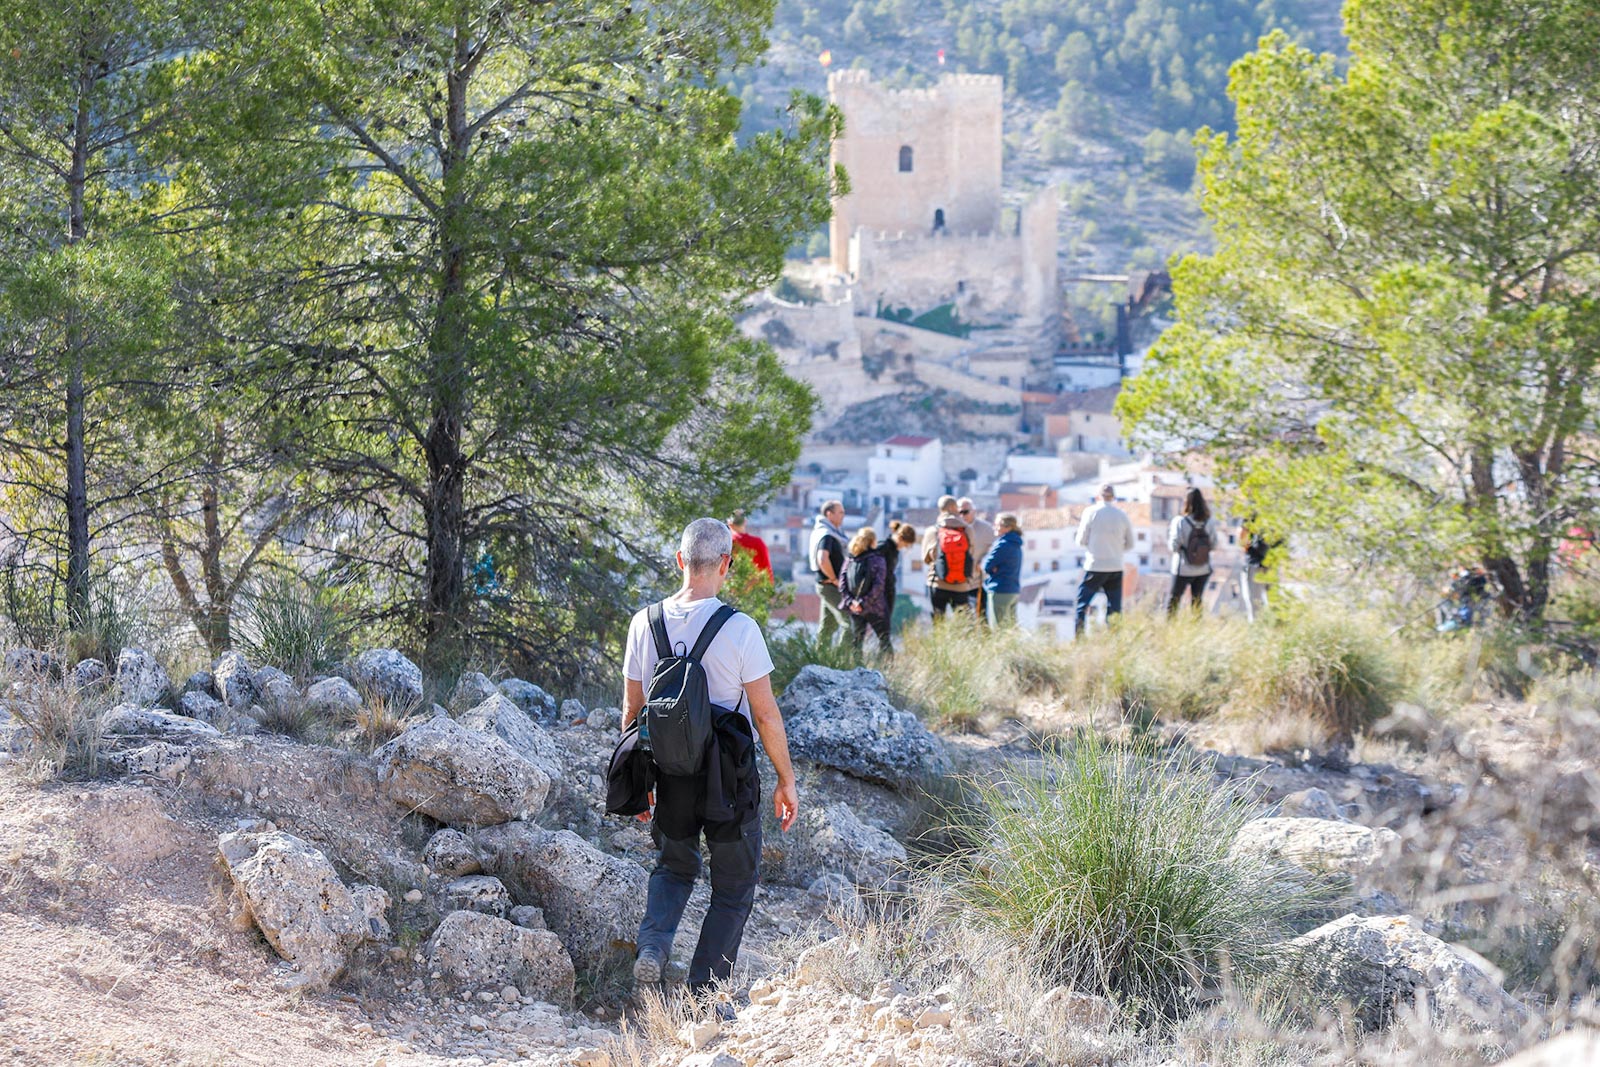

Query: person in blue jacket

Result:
[981,512,1024,627]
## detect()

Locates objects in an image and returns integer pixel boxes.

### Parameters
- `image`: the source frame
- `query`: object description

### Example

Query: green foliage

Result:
[209,0,839,672]
[236,572,354,682]
[719,551,793,631]
[947,734,1308,1017]
[887,610,1424,743]
[1120,5,1600,622]
[768,626,864,694]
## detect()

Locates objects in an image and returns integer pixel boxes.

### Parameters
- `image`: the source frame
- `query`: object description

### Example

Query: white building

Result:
[867,435,944,514]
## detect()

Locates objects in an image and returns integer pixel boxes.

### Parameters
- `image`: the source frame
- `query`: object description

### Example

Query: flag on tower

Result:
[937,49,946,65]
[819,50,833,67]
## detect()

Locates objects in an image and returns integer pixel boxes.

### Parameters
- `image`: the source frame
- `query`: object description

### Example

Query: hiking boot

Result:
[632,947,664,986]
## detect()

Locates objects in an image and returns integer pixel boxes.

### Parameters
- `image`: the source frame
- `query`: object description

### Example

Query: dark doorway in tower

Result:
[933,208,946,232]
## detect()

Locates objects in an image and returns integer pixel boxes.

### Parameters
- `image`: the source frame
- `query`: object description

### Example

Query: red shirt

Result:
[731,529,773,579]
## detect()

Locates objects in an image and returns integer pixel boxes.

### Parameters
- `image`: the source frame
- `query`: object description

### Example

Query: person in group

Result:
[956,497,994,621]
[876,520,917,634]
[808,500,848,643]
[1074,483,1134,637]
[1167,487,1218,615]
[1238,517,1275,621]
[981,512,1023,627]
[839,526,891,655]
[727,509,773,582]
[922,496,973,619]
[624,518,799,1006]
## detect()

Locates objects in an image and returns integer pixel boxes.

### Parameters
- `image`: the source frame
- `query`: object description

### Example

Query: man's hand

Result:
[772,778,798,832]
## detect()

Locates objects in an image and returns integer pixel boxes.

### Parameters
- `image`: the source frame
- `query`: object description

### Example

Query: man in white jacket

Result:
[1074,484,1134,637]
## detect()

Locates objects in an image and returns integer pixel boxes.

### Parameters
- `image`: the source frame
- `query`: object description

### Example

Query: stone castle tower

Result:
[827,70,1005,274]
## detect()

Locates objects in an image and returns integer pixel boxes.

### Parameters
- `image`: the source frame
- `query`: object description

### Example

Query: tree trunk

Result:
[421,25,473,669]
[63,77,93,631]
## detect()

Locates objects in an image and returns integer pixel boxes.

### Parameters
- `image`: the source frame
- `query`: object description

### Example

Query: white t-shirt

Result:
[623,595,774,721]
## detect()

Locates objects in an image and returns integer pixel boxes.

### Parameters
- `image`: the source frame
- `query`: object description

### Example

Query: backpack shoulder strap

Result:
[646,601,672,660]
[688,604,739,663]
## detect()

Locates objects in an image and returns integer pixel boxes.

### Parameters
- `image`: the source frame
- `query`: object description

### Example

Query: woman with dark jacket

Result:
[980,513,1024,626]
[839,526,891,655]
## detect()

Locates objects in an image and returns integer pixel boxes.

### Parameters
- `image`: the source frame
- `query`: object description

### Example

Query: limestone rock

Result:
[253,665,293,691]
[115,648,172,707]
[1038,987,1115,1031]
[475,824,647,971]
[458,694,564,779]
[373,717,550,827]
[103,703,220,739]
[177,690,226,724]
[678,1054,740,1067]
[5,648,57,677]
[305,676,362,719]
[105,740,193,779]
[212,651,257,709]
[217,829,391,991]
[1230,817,1400,878]
[1287,914,1526,1031]
[427,910,574,1007]
[71,658,110,690]
[181,669,213,694]
[449,671,500,713]
[436,875,511,918]
[777,666,949,786]
[559,698,586,724]
[509,905,546,930]
[498,677,556,720]
[424,828,482,879]
[350,648,424,709]
[1278,788,1346,821]
[585,706,621,732]
[764,802,907,890]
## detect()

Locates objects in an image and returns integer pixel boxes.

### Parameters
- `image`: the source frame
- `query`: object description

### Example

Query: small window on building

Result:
[898,145,913,172]
[1074,556,1083,567]
[1137,531,1147,542]
[874,473,885,483]
[932,208,946,231]
[957,280,966,293]
[1050,560,1060,571]
[999,375,1010,386]
[1033,561,1040,572]
[895,476,908,486]
[1051,538,1060,550]
[1139,554,1149,567]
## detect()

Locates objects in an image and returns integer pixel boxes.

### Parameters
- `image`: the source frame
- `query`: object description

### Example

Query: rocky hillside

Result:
[1,645,1596,1065]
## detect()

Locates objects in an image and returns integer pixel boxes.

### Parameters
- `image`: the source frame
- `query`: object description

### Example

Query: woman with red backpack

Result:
[839,526,892,655]
[1167,487,1219,615]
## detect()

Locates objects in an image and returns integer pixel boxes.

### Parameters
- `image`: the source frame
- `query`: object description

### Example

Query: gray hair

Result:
[679,517,733,571]
[1099,483,1116,500]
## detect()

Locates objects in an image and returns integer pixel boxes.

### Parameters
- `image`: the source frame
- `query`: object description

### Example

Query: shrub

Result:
[768,626,864,695]
[1231,607,1402,741]
[946,734,1307,1017]
[5,674,111,779]
[237,572,353,680]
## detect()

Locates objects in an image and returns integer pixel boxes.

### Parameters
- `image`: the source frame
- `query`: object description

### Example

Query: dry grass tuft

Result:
[4,670,112,779]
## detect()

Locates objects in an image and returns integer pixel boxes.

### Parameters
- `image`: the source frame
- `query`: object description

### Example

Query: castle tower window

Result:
[933,208,946,231]
[898,145,913,172]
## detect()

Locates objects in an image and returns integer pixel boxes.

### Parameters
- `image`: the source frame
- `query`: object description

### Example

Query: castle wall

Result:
[828,71,1004,274]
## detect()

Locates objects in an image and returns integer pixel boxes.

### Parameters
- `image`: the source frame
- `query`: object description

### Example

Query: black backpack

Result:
[641,601,739,778]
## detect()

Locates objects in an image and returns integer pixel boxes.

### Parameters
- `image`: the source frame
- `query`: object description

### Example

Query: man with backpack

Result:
[956,497,994,621]
[922,495,974,619]
[620,518,799,1008]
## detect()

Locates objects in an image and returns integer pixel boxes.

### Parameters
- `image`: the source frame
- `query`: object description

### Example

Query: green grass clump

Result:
[5,672,111,779]
[946,734,1306,1017]
[768,626,864,695]
[237,572,353,681]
